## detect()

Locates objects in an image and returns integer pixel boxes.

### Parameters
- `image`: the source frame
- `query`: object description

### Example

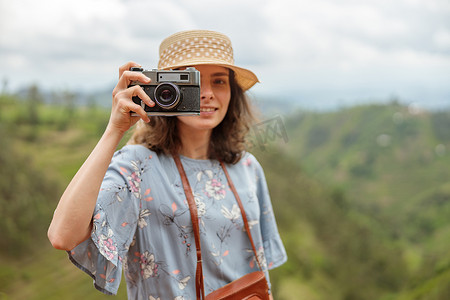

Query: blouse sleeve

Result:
[67,146,146,295]
[252,154,288,270]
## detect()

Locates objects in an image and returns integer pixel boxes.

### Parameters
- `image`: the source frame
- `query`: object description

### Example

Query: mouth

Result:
[200,107,218,112]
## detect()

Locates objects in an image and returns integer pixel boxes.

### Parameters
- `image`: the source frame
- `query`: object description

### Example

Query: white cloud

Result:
[434,29,450,50]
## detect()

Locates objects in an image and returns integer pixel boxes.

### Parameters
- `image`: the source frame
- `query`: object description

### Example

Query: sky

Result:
[1,0,449,110]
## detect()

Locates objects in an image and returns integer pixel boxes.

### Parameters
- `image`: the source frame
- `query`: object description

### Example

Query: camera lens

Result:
[154,83,180,109]
[160,89,173,101]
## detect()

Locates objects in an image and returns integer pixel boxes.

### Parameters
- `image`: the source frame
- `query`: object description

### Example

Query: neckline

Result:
[179,154,215,164]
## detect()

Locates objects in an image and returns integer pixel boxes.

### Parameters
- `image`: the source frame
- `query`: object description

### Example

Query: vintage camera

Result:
[129,67,200,116]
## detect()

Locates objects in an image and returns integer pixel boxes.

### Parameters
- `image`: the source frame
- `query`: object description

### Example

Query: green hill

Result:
[283,102,450,299]
[1,92,449,299]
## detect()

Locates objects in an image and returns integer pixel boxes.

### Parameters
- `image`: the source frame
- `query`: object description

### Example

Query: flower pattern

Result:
[221,204,240,222]
[195,195,206,218]
[138,209,152,229]
[97,228,118,261]
[140,251,158,279]
[205,179,226,200]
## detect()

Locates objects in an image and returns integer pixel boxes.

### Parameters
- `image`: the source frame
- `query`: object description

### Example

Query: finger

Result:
[134,86,155,108]
[115,86,153,122]
[119,61,141,78]
[127,102,150,123]
[114,91,150,123]
[113,71,151,96]
[124,70,151,85]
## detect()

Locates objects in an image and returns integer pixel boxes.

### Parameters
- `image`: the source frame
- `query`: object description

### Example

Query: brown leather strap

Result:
[173,154,264,298]
[219,161,263,271]
[173,154,205,300]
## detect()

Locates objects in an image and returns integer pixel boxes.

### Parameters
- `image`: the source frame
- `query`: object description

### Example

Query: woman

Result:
[48,30,287,299]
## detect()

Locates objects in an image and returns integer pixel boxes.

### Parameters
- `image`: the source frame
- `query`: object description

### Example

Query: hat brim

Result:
[161,60,259,91]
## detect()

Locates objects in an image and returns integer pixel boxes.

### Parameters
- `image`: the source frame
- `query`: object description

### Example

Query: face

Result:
[177,65,231,133]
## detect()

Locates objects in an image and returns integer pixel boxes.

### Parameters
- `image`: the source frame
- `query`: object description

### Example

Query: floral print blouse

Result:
[68,145,287,300]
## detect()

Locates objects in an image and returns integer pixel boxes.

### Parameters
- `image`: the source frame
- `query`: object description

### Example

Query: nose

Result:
[200,79,214,101]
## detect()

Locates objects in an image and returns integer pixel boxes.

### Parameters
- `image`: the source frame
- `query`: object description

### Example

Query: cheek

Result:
[217,90,231,109]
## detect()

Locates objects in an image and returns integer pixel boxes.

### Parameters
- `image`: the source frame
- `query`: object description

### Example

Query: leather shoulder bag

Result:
[173,154,270,300]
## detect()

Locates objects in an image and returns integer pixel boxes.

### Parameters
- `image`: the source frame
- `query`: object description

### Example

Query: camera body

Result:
[129,67,200,116]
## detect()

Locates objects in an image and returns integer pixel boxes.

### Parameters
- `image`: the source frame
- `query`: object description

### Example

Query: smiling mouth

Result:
[200,107,218,112]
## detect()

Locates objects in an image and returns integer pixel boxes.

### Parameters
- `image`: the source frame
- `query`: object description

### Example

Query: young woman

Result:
[48,30,287,299]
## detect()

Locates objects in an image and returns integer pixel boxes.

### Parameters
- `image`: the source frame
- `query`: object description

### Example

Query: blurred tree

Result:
[62,89,77,118]
[26,83,43,125]
[431,111,450,141]
[1,77,8,95]
[0,126,61,256]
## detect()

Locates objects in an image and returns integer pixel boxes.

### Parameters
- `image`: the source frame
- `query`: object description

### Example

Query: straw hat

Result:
[158,30,259,91]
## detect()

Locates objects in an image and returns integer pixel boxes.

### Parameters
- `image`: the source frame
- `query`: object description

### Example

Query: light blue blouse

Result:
[68,144,287,300]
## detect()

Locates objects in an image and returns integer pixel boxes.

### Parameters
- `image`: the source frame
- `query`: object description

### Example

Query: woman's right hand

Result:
[108,61,155,135]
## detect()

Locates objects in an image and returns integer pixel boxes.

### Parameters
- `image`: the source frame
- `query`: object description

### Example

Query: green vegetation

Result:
[0,89,449,299]
[282,103,450,299]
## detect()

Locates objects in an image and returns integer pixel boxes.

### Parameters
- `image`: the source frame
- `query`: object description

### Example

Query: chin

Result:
[177,117,218,132]
[194,120,221,130]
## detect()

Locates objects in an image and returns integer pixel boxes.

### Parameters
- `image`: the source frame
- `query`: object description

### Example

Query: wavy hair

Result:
[127,70,258,164]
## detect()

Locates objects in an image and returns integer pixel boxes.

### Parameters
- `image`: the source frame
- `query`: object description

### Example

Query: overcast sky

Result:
[1,0,449,110]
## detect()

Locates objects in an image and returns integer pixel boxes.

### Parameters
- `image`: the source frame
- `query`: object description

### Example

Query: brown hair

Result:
[127,70,258,164]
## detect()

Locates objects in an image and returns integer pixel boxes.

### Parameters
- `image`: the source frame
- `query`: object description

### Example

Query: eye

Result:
[213,78,228,85]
